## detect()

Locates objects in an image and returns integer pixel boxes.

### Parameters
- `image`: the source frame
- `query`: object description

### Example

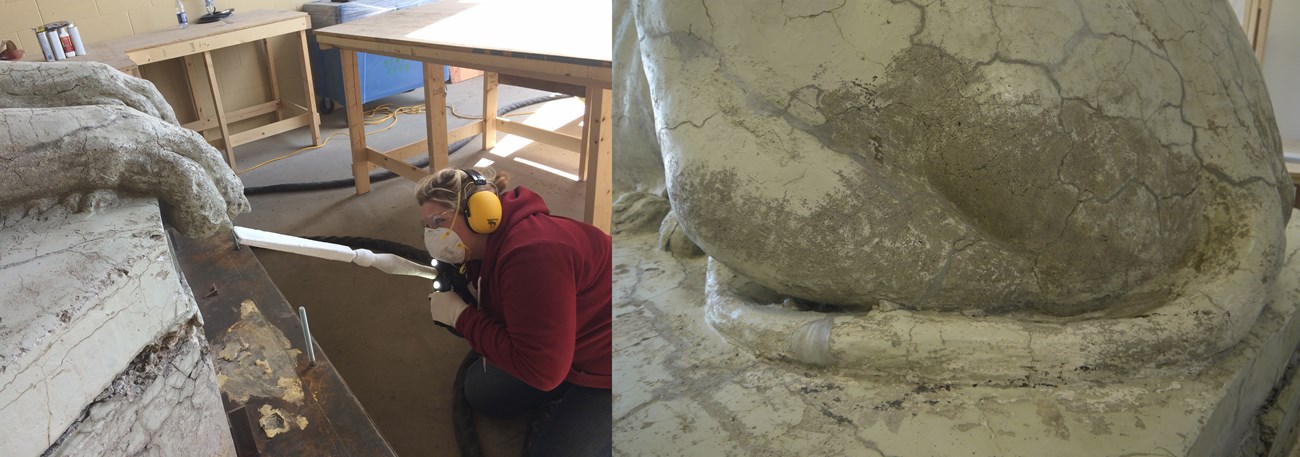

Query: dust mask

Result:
[424,227,468,264]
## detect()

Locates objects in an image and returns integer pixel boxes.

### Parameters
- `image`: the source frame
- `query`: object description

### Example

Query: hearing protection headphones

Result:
[460,169,502,234]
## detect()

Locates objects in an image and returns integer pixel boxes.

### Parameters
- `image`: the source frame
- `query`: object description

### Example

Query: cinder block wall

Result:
[2,0,318,143]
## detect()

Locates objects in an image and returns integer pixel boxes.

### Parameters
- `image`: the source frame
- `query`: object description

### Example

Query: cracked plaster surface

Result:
[0,62,248,239]
[614,222,1300,456]
[634,0,1291,316]
[43,322,235,457]
[0,198,204,457]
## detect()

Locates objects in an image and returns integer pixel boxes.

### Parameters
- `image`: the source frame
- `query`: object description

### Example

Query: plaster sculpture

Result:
[613,0,665,198]
[634,0,1292,381]
[0,198,235,457]
[1,61,177,123]
[0,61,247,238]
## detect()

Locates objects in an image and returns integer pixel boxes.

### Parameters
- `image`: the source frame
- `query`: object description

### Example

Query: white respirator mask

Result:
[424,227,469,264]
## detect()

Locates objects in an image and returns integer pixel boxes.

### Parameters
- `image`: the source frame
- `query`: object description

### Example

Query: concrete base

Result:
[613,219,1300,456]
[0,197,232,457]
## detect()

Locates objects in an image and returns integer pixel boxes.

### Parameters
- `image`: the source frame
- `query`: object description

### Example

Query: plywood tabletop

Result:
[25,9,309,70]
[314,0,612,66]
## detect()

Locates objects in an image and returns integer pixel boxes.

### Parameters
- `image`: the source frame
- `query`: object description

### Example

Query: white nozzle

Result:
[232,227,438,280]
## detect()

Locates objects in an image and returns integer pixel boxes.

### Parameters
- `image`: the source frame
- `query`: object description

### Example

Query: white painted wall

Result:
[1261,0,1300,153]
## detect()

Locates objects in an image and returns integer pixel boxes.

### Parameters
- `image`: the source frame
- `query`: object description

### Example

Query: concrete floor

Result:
[228,76,590,457]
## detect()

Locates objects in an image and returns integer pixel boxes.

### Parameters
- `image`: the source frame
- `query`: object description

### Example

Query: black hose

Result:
[303,235,475,336]
[243,94,574,195]
[453,350,485,457]
[291,236,486,457]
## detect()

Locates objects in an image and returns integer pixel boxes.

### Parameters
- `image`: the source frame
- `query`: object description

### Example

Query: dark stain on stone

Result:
[820,407,855,425]
[873,399,905,411]
[912,383,952,394]
[810,44,1205,315]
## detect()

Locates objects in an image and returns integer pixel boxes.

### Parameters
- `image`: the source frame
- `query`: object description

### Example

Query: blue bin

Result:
[303,0,444,113]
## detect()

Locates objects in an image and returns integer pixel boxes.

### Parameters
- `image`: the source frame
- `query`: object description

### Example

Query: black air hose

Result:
[243,94,574,196]
[292,236,486,457]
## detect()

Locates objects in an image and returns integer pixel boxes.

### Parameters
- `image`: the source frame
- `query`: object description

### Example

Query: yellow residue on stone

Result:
[278,376,304,404]
[239,299,258,318]
[217,339,244,361]
[257,404,308,439]
[216,373,228,388]
[258,404,290,438]
[211,299,308,405]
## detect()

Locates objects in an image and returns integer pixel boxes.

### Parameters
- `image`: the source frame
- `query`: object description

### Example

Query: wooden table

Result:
[314,0,613,232]
[49,10,322,169]
[171,229,397,457]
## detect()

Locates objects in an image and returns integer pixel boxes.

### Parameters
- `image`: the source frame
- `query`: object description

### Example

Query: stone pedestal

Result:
[613,216,1300,456]
[0,198,234,457]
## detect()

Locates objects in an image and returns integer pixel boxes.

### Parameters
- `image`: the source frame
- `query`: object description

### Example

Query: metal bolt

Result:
[298,306,316,367]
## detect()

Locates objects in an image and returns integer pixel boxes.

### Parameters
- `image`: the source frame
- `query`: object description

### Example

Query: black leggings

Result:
[463,356,611,457]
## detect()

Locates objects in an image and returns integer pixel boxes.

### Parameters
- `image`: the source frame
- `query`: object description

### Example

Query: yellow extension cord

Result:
[235,104,533,175]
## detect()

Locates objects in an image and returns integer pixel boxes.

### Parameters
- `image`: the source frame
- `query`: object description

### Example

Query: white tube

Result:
[68,24,85,56]
[352,250,439,280]
[35,29,54,61]
[47,30,65,60]
[233,226,357,262]
[232,227,439,280]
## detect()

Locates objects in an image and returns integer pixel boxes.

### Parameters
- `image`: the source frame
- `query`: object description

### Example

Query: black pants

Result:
[464,356,611,457]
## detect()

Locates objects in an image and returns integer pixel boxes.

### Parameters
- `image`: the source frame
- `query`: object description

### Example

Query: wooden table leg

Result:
[582,87,612,233]
[182,55,206,125]
[578,93,595,181]
[424,63,450,174]
[299,31,322,146]
[261,38,284,122]
[341,49,369,194]
[202,51,236,168]
[482,72,498,150]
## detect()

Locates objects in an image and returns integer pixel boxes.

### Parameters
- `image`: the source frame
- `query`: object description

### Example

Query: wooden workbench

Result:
[48,10,322,169]
[314,0,614,232]
[170,229,397,456]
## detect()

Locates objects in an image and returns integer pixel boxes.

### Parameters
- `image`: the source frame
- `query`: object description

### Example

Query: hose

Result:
[298,236,486,457]
[243,94,573,195]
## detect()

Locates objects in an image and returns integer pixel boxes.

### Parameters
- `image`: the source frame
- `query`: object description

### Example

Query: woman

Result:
[418,167,611,456]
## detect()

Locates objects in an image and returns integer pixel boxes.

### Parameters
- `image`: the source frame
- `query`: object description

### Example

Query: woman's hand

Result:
[429,291,469,327]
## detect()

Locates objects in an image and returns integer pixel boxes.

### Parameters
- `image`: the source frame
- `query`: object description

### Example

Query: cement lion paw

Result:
[635,0,1294,381]
[0,105,248,238]
[0,61,178,124]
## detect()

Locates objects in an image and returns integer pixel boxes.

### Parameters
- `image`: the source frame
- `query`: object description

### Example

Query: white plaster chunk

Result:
[43,323,235,457]
[0,198,199,457]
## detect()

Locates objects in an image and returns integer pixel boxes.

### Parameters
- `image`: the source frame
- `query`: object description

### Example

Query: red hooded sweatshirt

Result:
[454,186,612,390]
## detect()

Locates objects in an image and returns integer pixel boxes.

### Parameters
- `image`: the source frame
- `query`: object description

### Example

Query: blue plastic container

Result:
[303,0,444,113]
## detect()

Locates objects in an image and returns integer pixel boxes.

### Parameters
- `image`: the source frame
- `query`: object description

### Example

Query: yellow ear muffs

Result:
[461,169,502,234]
